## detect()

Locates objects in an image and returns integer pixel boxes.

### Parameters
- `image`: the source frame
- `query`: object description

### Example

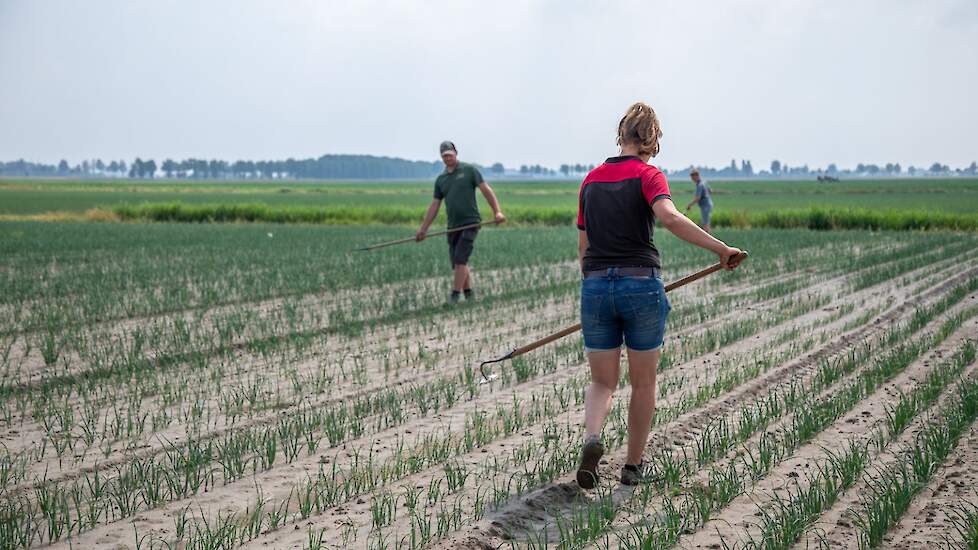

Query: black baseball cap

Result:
[439,141,457,155]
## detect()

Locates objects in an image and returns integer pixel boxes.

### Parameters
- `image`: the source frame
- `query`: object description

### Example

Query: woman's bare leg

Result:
[584,349,621,438]
[625,348,660,465]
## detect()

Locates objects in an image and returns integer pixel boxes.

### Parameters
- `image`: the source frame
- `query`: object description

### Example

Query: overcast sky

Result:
[1,0,976,170]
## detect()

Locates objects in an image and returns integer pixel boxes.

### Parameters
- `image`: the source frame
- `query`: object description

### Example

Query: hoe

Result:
[479,252,748,383]
[355,219,503,252]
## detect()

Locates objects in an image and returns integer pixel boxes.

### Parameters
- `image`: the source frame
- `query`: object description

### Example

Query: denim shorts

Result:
[700,205,713,226]
[580,268,671,353]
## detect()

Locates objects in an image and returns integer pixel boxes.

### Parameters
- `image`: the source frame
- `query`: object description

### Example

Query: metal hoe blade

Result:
[478,351,513,384]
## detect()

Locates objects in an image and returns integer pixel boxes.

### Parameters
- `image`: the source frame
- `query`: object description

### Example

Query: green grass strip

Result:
[110,203,573,226]
[107,203,978,232]
[713,208,978,232]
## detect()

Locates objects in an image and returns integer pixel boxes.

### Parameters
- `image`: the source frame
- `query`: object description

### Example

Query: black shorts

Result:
[447,227,479,266]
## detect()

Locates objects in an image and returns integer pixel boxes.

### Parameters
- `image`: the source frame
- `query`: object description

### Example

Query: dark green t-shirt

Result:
[434,162,484,228]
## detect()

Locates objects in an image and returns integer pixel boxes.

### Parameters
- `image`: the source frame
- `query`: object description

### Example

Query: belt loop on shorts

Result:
[583,266,660,279]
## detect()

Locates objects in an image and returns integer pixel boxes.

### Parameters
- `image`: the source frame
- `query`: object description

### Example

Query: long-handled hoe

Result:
[478,252,748,383]
[355,219,504,252]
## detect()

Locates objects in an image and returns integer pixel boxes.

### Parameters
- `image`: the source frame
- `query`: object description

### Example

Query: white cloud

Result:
[1,0,975,169]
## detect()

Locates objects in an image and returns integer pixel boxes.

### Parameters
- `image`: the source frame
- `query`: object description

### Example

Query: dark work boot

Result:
[576,436,605,489]
[620,461,655,486]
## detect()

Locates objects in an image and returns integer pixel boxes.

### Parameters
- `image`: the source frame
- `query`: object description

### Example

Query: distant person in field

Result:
[575,102,743,488]
[416,141,506,304]
[684,168,713,233]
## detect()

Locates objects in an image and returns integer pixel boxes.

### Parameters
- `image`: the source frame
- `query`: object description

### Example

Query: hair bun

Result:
[617,102,663,158]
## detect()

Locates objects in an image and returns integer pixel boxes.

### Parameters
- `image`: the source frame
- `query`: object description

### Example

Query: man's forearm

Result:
[420,203,439,231]
[481,185,502,215]
[488,194,502,216]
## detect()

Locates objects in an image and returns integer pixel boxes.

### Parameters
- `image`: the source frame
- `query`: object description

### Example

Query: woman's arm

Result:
[652,198,743,269]
[578,230,588,272]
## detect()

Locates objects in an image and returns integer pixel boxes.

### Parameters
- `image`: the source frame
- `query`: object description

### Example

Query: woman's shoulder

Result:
[583,159,667,185]
[582,162,608,183]
[640,163,667,184]
[642,163,664,175]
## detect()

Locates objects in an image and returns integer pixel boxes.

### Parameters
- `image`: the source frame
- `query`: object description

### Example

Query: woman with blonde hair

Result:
[575,102,743,488]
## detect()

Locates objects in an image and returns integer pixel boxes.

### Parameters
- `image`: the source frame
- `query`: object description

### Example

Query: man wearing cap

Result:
[416,141,506,304]
[684,168,714,233]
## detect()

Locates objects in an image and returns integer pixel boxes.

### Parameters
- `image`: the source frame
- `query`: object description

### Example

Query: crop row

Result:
[738,342,978,550]
[0,251,863,491]
[602,312,976,549]
[2,227,939,439]
[0,276,851,547]
[507,279,978,549]
[1,243,932,550]
[847,341,977,549]
[310,270,976,548]
[0,225,941,337]
[1,244,884,498]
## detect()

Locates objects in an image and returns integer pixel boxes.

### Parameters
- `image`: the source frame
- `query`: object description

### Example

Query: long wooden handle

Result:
[512,323,583,356]
[356,220,499,251]
[507,251,748,359]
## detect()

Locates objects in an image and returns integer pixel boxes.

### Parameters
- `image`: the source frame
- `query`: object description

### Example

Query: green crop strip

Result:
[5,178,978,220]
[105,202,978,232]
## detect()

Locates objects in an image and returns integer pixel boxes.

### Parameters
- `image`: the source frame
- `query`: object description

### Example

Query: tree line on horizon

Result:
[1,155,976,180]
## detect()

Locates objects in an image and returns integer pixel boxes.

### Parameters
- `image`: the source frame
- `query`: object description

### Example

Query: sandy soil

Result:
[684,312,978,549]
[7,240,978,550]
[3,249,856,486]
[883,422,978,549]
[434,264,978,550]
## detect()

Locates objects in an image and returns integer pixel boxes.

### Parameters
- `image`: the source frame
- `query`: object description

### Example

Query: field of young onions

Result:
[1,221,977,550]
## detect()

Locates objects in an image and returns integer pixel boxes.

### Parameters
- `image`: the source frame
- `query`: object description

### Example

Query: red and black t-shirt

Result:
[576,156,671,272]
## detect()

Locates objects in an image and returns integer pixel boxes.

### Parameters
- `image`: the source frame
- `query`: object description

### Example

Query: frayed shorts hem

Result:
[584,344,663,354]
[584,345,621,354]
[625,344,662,353]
